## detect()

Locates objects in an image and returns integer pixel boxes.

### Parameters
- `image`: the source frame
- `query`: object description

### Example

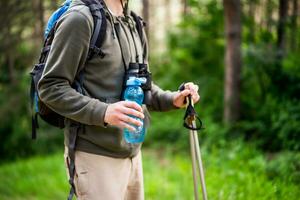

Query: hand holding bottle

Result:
[104,101,144,132]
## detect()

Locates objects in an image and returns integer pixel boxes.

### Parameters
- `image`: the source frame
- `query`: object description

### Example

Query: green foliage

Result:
[0,73,64,163]
[149,0,300,152]
[266,151,300,184]
[151,0,224,122]
[0,153,68,200]
[0,0,63,161]
[0,144,299,200]
[237,43,300,151]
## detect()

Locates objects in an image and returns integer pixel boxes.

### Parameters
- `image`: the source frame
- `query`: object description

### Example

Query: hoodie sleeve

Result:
[148,82,178,112]
[38,9,108,126]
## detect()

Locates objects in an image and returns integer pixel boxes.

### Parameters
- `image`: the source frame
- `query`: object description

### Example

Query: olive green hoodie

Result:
[38,0,177,158]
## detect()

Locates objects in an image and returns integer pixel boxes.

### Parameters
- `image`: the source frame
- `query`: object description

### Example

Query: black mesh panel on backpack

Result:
[30,25,65,140]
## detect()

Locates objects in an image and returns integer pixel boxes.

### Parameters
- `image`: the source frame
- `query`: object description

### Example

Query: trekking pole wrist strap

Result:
[179,83,204,131]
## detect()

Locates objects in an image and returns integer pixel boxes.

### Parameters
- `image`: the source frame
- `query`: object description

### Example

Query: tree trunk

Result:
[33,0,45,42]
[165,0,171,27]
[38,0,45,38]
[50,0,59,11]
[223,0,242,124]
[247,0,255,43]
[290,0,298,51]
[277,0,289,58]
[181,0,188,16]
[265,0,273,32]
[142,0,150,38]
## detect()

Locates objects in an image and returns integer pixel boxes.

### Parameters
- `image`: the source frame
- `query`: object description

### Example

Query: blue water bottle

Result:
[123,77,147,143]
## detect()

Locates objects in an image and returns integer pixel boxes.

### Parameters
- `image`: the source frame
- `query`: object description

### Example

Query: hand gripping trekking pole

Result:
[179,83,208,200]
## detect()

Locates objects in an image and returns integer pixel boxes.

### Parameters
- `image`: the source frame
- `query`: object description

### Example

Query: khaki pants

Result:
[64,148,144,200]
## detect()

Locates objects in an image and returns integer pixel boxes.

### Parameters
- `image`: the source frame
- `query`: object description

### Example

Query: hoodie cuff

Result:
[90,99,109,127]
[162,91,179,111]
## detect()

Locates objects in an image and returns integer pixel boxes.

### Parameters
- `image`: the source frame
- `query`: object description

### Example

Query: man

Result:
[38,0,200,199]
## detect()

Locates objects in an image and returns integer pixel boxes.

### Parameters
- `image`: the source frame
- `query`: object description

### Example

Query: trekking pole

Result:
[179,84,208,200]
[190,125,200,200]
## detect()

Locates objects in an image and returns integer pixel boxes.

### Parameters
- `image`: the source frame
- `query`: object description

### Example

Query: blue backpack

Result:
[44,0,72,38]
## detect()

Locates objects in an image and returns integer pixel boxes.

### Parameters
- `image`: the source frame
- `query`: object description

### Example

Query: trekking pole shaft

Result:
[190,131,200,200]
[192,120,208,200]
[186,96,208,200]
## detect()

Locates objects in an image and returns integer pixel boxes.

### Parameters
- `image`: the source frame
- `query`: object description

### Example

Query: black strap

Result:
[67,187,76,200]
[71,71,85,95]
[81,0,107,60]
[128,26,139,62]
[31,115,37,139]
[30,76,35,112]
[183,101,203,131]
[130,11,144,45]
[66,123,80,200]
[41,45,51,54]
[130,11,146,62]
[39,23,57,63]
[114,22,129,71]
[30,76,38,139]
[179,83,204,131]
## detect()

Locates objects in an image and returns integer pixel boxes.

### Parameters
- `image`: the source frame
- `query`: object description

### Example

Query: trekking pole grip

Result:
[178,82,203,131]
[178,82,194,106]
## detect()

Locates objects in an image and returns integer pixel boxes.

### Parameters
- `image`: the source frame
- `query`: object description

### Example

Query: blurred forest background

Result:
[0,0,299,199]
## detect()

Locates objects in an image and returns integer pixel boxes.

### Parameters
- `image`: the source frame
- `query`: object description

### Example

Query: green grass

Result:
[0,142,299,200]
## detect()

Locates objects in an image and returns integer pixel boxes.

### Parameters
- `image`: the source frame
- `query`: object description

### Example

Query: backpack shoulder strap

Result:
[130,11,147,62]
[130,11,145,46]
[81,0,107,60]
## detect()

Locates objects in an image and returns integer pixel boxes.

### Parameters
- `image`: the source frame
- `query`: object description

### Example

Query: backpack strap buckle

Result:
[89,46,105,59]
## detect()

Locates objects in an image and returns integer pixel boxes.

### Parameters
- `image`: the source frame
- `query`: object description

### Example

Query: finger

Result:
[118,121,136,132]
[185,82,199,94]
[122,101,143,112]
[119,114,143,127]
[194,85,199,92]
[121,107,145,119]
[186,83,199,92]
[192,93,200,103]
[184,82,194,90]
[180,89,191,97]
[190,87,199,97]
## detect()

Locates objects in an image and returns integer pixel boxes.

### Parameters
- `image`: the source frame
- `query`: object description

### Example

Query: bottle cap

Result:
[126,77,147,86]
